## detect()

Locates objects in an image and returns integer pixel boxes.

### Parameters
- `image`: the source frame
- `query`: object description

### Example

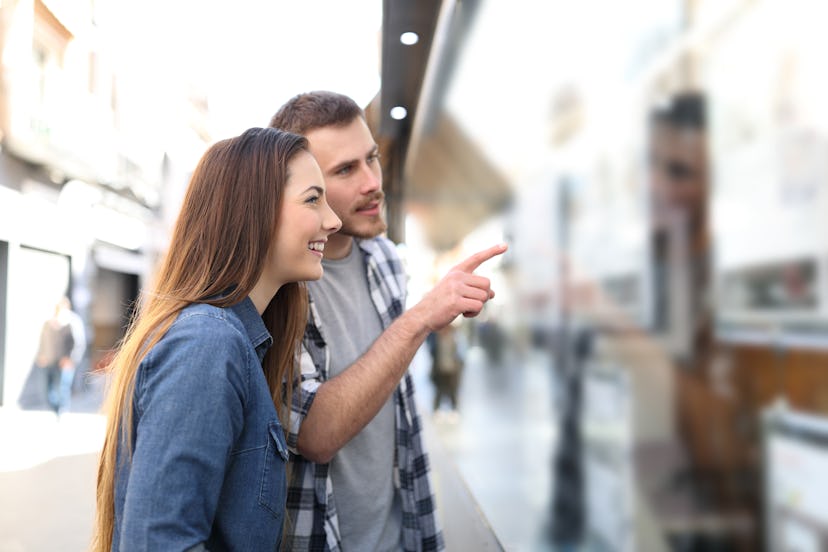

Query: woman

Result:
[92,127,341,551]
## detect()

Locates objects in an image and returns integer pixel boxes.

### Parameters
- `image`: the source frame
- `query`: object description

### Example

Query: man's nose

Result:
[359,163,381,194]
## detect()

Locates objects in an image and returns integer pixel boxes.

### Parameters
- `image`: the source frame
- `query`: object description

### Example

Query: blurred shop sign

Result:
[93,242,147,275]
[91,205,147,251]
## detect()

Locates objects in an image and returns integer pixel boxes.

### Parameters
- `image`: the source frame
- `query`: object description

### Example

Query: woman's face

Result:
[263,150,341,287]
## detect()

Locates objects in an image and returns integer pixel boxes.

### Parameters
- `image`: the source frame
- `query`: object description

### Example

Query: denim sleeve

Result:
[119,314,248,550]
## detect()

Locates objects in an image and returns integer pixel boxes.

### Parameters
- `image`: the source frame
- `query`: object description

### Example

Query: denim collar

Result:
[229,297,273,363]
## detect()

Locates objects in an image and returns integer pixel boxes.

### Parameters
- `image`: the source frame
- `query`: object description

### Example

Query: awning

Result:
[405,113,511,251]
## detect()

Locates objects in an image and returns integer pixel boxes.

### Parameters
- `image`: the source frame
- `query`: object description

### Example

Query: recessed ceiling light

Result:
[390,106,408,120]
[400,32,419,45]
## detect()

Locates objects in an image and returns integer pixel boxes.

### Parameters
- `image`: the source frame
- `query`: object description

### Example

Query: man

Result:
[649,92,708,247]
[35,296,85,415]
[270,91,505,551]
[428,322,465,415]
[647,91,711,363]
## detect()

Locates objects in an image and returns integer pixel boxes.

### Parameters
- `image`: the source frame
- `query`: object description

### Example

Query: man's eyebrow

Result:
[330,158,358,173]
[328,146,378,174]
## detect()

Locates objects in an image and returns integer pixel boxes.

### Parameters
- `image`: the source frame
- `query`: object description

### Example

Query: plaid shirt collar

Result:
[285,237,444,552]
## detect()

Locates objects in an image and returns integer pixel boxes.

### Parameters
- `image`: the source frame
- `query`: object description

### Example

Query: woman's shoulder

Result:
[141,304,252,390]
[175,302,236,329]
[161,303,249,354]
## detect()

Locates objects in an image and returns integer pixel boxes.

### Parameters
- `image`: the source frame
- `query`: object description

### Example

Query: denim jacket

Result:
[113,298,289,551]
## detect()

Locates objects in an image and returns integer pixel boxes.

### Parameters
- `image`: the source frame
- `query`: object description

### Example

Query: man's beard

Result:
[342,192,387,239]
[341,216,387,239]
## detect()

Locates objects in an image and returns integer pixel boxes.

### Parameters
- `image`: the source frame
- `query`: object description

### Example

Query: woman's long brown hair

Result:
[92,128,309,551]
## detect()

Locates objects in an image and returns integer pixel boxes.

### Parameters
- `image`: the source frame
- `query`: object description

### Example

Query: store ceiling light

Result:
[390,106,408,120]
[400,32,419,45]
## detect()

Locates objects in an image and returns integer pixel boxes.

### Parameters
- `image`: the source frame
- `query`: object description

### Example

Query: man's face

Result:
[305,117,386,245]
[649,123,707,230]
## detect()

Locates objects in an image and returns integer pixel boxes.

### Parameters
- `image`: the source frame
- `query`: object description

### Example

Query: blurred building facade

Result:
[381,0,828,550]
[0,0,208,407]
[505,1,828,550]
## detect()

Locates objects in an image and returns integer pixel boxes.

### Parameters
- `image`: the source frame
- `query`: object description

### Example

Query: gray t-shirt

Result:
[308,243,402,551]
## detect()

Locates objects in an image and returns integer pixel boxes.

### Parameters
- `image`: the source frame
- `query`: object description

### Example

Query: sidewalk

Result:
[0,369,106,552]
[411,343,559,551]
[0,409,105,552]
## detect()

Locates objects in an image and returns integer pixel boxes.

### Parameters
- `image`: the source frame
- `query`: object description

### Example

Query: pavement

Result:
[0,410,105,552]
[0,367,106,552]
[411,343,560,552]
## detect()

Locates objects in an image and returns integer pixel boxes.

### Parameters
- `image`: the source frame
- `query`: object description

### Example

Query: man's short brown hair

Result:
[269,91,364,135]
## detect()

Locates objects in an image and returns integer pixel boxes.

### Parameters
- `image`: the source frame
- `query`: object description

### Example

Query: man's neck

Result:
[323,233,354,260]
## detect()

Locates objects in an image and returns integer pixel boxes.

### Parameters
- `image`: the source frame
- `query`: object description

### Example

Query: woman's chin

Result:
[308,267,325,281]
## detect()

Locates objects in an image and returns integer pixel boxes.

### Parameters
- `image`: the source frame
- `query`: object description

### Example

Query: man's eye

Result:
[336,165,353,176]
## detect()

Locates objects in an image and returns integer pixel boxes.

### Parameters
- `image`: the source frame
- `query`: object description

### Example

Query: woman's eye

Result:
[305,195,320,204]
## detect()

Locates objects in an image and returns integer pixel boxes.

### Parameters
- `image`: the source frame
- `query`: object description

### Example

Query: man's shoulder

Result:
[357,237,405,280]
[356,236,400,262]
[357,237,407,314]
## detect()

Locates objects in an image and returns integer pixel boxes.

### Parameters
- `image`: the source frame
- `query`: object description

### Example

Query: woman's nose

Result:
[325,205,342,233]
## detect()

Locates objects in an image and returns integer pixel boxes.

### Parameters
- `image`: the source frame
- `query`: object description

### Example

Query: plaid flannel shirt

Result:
[284,236,445,552]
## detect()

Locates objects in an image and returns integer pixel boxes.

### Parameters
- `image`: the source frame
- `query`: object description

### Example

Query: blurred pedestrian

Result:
[478,312,505,366]
[34,296,85,415]
[270,91,505,551]
[91,127,341,551]
[648,91,713,364]
[428,322,466,414]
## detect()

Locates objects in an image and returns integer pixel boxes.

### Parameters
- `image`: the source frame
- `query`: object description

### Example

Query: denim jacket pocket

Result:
[258,420,288,518]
